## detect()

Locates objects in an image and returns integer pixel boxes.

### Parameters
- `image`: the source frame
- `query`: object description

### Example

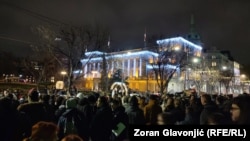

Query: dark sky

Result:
[1,0,250,65]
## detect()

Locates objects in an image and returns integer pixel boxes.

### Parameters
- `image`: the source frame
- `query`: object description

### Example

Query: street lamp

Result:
[241,74,246,79]
[61,71,67,81]
[219,65,228,95]
[240,74,248,93]
[173,45,188,90]
[174,45,180,51]
[191,57,201,94]
[193,58,199,63]
[222,66,227,70]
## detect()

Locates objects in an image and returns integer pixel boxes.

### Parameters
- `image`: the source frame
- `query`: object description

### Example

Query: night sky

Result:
[1,0,250,65]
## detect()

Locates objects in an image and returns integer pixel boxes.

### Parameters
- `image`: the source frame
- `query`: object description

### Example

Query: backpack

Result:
[63,116,78,135]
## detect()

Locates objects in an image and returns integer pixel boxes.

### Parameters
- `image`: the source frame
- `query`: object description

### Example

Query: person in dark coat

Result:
[57,98,88,141]
[110,99,129,141]
[199,94,219,125]
[89,96,113,141]
[125,95,146,125]
[54,96,67,123]
[0,97,30,141]
[230,94,250,124]
[144,95,162,125]
[17,89,51,137]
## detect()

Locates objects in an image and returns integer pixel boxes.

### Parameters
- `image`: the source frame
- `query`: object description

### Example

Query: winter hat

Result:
[76,92,84,99]
[28,88,39,102]
[66,98,78,109]
[129,95,139,106]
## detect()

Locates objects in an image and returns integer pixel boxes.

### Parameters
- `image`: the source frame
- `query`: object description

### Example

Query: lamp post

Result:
[184,46,190,91]
[220,66,227,95]
[192,57,200,95]
[173,45,188,90]
[61,71,67,81]
[241,74,246,93]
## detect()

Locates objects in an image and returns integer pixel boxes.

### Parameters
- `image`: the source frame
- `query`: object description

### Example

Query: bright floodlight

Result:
[61,71,67,75]
[241,74,246,78]
[193,58,199,63]
[174,46,180,51]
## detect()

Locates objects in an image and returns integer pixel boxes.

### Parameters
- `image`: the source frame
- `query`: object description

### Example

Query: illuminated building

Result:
[202,48,241,94]
[76,15,242,95]
[78,36,202,94]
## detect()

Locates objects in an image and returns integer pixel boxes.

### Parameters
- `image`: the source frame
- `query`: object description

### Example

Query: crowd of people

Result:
[1,88,250,141]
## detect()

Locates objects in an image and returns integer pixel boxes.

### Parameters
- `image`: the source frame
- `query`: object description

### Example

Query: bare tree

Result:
[99,52,129,94]
[147,44,186,95]
[203,68,220,94]
[21,53,58,89]
[32,23,110,92]
[0,51,21,77]
[99,53,109,92]
[219,69,234,94]
[192,71,202,94]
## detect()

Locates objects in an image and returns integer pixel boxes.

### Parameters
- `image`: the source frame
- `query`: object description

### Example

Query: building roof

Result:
[156,36,202,50]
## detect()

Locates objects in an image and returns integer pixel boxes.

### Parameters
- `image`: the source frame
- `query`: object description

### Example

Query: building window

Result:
[212,62,216,67]
[212,56,216,59]
[149,57,153,64]
[194,51,201,57]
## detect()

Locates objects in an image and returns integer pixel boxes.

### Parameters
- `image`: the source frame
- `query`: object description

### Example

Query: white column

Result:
[107,63,109,73]
[89,64,92,77]
[122,60,125,75]
[84,64,88,78]
[139,58,142,76]
[127,59,130,76]
[93,63,96,71]
[98,63,100,77]
[112,61,114,73]
[133,58,136,76]
[98,63,100,72]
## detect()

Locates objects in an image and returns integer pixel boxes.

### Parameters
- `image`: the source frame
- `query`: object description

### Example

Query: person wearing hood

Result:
[57,98,88,141]
[110,99,129,141]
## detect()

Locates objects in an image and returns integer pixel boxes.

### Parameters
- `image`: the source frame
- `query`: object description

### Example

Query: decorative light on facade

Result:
[156,37,202,50]
[146,64,179,70]
[73,70,82,74]
[81,50,158,63]
[174,45,181,51]
[222,66,227,70]
[85,51,104,56]
[241,74,246,79]
[91,71,98,74]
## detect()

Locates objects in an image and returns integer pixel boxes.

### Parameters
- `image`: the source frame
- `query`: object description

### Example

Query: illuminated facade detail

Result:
[122,60,125,75]
[128,59,130,76]
[156,37,202,50]
[139,58,142,76]
[133,58,136,76]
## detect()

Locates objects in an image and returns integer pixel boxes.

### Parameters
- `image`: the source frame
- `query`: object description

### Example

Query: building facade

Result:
[78,36,203,94]
[202,48,241,94]
[74,15,244,95]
